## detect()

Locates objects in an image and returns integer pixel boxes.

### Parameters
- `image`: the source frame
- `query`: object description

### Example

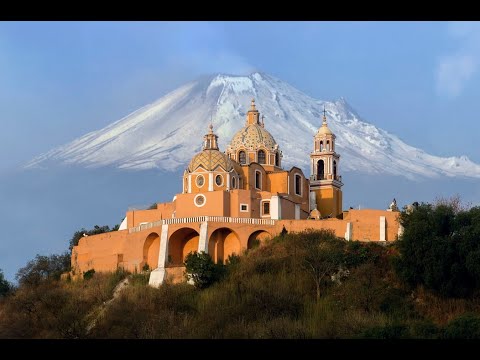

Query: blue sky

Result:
[2,21,480,281]
[1,21,480,171]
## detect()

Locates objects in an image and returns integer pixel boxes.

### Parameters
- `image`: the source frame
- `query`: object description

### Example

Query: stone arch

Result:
[247,230,272,249]
[208,227,241,264]
[143,232,160,270]
[168,227,200,266]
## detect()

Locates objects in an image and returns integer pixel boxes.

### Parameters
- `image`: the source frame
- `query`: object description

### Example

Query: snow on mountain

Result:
[25,72,480,180]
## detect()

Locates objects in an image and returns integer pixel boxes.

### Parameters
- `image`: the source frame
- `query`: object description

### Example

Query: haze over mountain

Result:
[26,72,480,180]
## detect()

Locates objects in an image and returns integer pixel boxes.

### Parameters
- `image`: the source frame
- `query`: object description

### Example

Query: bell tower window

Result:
[317,160,324,180]
[275,153,279,167]
[320,141,324,151]
[326,140,330,151]
[333,160,337,180]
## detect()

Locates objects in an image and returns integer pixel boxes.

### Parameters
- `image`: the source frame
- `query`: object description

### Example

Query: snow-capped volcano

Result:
[26,72,480,179]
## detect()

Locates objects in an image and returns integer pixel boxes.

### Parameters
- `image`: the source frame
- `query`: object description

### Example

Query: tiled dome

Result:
[230,123,278,151]
[188,149,234,172]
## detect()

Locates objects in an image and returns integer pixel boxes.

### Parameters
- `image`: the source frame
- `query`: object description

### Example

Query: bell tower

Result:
[309,108,343,218]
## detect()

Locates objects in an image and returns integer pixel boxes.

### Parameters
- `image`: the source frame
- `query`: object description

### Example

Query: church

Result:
[71,100,401,286]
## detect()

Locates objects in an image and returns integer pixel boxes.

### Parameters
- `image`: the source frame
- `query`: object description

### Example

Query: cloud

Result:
[160,22,256,77]
[436,22,480,98]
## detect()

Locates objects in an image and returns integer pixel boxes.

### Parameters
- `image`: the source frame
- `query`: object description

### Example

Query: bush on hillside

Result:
[396,199,480,297]
[16,252,71,286]
[0,269,12,298]
[184,252,223,289]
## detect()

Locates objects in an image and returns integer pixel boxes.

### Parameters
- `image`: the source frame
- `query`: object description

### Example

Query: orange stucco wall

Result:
[71,209,400,277]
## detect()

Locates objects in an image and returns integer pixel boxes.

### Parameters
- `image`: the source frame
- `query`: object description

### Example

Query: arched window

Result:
[333,160,337,179]
[320,141,324,151]
[255,170,261,190]
[231,177,236,189]
[275,153,279,167]
[239,151,246,165]
[196,175,205,187]
[295,174,302,196]
[317,160,324,180]
[326,140,330,151]
[258,150,266,164]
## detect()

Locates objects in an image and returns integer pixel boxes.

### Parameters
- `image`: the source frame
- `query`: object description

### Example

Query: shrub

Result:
[362,323,409,339]
[83,269,95,280]
[0,269,12,298]
[16,252,71,286]
[396,200,480,297]
[184,252,222,289]
[443,313,480,339]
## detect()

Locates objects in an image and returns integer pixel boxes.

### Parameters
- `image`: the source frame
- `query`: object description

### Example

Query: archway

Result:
[247,230,271,249]
[208,228,241,264]
[168,227,200,266]
[317,159,324,180]
[143,232,160,270]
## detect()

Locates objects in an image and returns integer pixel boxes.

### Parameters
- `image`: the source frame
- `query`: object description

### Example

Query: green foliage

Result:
[147,203,157,210]
[294,229,346,300]
[362,323,409,339]
[16,252,71,286]
[0,272,126,338]
[130,273,150,286]
[344,241,382,267]
[69,225,114,251]
[0,269,12,298]
[443,313,480,339]
[7,226,480,339]
[142,263,150,272]
[410,320,440,339]
[184,251,223,289]
[396,200,480,297]
[83,269,95,280]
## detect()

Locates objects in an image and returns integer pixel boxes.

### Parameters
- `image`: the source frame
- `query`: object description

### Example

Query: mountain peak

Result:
[25,74,480,179]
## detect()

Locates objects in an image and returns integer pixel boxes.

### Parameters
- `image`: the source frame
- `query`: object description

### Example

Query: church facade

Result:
[71,100,401,286]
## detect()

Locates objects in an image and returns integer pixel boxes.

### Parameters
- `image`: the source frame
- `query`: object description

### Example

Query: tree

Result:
[0,269,12,297]
[69,225,112,251]
[396,200,480,297]
[184,251,222,289]
[297,229,346,301]
[16,252,71,286]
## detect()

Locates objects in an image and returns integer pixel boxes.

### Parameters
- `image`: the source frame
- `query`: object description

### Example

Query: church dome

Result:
[316,123,333,135]
[188,149,234,172]
[230,123,278,151]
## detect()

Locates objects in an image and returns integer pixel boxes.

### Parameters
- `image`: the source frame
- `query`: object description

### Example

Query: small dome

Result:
[317,123,333,135]
[230,123,277,151]
[188,149,235,172]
